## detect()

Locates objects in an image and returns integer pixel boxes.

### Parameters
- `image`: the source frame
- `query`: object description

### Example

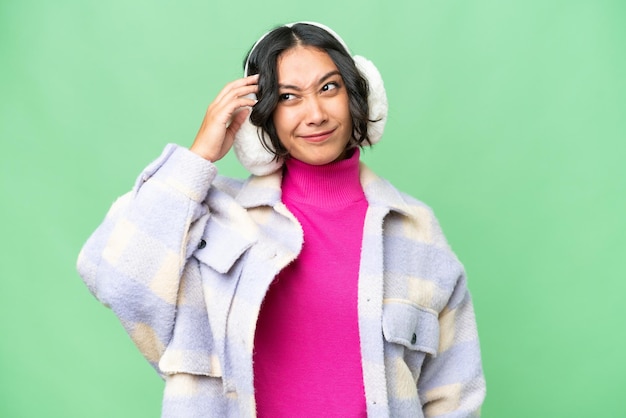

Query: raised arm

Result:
[76,74,259,371]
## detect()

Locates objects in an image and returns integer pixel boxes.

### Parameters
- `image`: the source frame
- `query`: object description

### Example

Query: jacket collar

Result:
[235,162,413,218]
[235,169,284,209]
[358,163,412,217]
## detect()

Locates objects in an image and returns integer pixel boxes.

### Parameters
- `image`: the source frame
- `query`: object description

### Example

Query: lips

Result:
[299,128,336,143]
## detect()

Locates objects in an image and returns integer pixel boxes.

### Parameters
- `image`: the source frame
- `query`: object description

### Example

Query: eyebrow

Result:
[278,70,342,91]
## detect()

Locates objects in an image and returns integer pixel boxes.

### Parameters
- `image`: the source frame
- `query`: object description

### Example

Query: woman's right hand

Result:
[190,74,259,162]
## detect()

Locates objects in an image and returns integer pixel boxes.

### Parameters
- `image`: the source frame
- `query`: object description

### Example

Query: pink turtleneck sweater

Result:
[253,150,368,417]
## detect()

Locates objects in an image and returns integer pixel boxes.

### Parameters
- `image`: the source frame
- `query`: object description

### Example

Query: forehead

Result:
[276,46,340,85]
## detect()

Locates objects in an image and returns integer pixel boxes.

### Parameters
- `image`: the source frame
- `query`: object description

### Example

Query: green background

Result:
[2,0,624,416]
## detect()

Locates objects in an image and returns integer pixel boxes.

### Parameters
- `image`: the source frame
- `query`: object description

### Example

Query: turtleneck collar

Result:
[281,148,365,208]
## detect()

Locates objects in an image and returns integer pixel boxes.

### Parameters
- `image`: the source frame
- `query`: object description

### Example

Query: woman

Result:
[77,22,485,417]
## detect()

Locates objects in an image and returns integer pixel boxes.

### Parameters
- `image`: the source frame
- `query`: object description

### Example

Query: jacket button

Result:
[198,239,206,249]
[411,333,417,345]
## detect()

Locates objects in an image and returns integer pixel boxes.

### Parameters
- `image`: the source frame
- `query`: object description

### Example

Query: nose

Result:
[304,96,327,126]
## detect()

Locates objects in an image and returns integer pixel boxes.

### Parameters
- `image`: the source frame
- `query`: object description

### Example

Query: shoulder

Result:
[363,165,459,259]
[212,175,246,197]
[360,164,443,240]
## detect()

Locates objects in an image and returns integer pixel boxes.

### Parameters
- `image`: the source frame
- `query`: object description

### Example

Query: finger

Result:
[221,83,259,106]
[212,86,258,117]
[217,95,257,125]
[229,107,251,133]
[204,90,257,130]
[214,74,259,103]
[221,108,250,155]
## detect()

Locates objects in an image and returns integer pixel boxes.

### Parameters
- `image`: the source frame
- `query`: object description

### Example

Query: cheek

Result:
[336,94,351,122]
[272,108,293,133]
[339,102,352,130]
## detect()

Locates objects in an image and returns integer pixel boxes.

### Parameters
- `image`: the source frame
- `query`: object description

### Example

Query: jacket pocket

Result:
[193,216,255,275]
[382,300,439,356]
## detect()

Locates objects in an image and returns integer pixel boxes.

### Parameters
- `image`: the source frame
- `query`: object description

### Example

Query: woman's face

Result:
[272,45,352,165]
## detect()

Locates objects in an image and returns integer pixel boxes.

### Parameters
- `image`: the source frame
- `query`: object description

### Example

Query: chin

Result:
[303,151,346,165]
[287,140,351,166]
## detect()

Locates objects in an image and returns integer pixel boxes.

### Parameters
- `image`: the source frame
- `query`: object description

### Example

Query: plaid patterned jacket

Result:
[77,144,485,417]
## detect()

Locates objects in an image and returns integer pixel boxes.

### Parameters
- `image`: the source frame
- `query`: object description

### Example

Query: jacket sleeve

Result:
[419,268,486,417]
[76,144,217,372]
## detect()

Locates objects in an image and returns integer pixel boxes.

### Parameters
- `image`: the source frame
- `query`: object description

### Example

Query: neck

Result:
[281,149,364,208]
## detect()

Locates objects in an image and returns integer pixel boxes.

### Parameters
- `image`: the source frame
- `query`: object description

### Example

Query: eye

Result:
[321,82,339,93]
[279,93,296,101]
